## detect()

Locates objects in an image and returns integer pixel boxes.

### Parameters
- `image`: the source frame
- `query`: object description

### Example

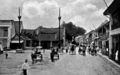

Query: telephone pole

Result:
[18,7,21,48]
[58,8,61,49]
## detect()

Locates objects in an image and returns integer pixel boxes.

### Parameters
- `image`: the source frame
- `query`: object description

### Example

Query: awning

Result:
[11,40,24,43]
[99,33,109,41]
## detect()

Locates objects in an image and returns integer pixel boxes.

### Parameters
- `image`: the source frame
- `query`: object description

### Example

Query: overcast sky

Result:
[0,0,113,32]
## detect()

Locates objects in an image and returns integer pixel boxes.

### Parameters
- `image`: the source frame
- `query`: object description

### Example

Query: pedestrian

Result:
[0,42,3,54]
[88,46,91,54]
[65,46,68,53]
[50,48,55,62]
[94,46,97,56]
[31,52,34,64]
[21,59,30,75]
[115,50,118,61]
[82,45,86,56]
[78,45,82,54]
[5,51,8,59]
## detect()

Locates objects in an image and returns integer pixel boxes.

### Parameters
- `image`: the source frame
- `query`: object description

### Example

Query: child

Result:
[21,59,30,75]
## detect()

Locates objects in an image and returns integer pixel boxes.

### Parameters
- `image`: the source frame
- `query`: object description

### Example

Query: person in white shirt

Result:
[0,42,3,54]
[21,59,30,75]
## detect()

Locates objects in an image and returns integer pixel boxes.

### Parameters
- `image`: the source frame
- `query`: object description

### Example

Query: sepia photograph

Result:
[0,0,120,75]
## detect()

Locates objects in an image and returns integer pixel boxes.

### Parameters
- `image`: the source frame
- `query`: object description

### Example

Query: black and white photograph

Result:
[0,0,120,75]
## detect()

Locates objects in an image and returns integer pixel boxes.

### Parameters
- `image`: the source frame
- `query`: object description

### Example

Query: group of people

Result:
[88,45,99,56]
[67,43,99,56]
[78,45,86,56]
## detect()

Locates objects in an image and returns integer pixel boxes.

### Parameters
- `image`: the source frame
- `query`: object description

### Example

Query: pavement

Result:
[97,52,120,72]
[0,49,120,75]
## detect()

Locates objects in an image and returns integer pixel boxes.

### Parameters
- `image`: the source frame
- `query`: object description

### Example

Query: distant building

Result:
[21,29,38,49]
[0,20,14,48]
[95,21,109,55]
[86,30,94,46]
[35,27,66,49]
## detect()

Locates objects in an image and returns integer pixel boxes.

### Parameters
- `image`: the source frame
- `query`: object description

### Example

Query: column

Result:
[63,27,66,48]
[50,41,52,48]
[109,15,113,57]
[24,40,26,48]
[7,26,11,48]
[39,41,41,46]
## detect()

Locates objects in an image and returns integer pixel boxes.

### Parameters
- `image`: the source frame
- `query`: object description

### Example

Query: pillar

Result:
[109,15,113,57]
[50,41,52,48]
[39,41,41,46]
[63,27,66,47]
[7,26,11,48]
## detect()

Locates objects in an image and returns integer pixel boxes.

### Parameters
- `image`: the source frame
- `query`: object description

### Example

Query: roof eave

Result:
[103,0,120,16]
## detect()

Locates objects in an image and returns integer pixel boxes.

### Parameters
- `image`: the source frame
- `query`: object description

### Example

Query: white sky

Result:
[0,0,113,32]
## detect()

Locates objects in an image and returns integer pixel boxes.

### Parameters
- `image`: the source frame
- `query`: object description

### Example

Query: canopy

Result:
[11,40,23,43]
[36,46,42,49]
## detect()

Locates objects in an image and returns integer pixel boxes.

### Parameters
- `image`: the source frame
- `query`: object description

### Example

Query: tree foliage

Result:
[61,22,86,41]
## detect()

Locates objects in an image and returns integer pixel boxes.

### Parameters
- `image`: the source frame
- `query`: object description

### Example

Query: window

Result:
[4,28,8,37]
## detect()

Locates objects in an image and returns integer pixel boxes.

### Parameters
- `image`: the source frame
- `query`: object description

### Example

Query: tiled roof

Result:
[21,29,37,39]
[37,28,64,41]
[21,29,35,35]
[11,34,31,41]
[21,35,31,40]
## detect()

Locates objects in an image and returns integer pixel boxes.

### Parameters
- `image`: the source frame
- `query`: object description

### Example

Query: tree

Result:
[61,22,86,41]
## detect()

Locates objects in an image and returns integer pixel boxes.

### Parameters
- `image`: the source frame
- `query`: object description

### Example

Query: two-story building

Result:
[0,20,15,49]
[104,0,120,63]
[95,20,109,55]
[86,30,95,46]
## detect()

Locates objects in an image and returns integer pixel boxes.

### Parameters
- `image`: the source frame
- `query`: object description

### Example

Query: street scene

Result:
[0,0,120,75]
[0,49,120,75]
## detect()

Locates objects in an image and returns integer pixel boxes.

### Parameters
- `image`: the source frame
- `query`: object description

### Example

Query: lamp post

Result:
[18,7,21,49]
[58,8,61,49]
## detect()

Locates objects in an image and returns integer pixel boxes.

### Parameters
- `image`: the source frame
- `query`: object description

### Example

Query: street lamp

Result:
[58,8,61,49]
[18,7,21,49]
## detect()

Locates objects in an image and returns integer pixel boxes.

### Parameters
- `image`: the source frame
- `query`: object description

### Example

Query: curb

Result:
[98,53,120,69]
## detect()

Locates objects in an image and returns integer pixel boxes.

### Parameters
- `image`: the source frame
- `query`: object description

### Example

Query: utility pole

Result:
[58,8,61,49]
[18,7,21,49]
